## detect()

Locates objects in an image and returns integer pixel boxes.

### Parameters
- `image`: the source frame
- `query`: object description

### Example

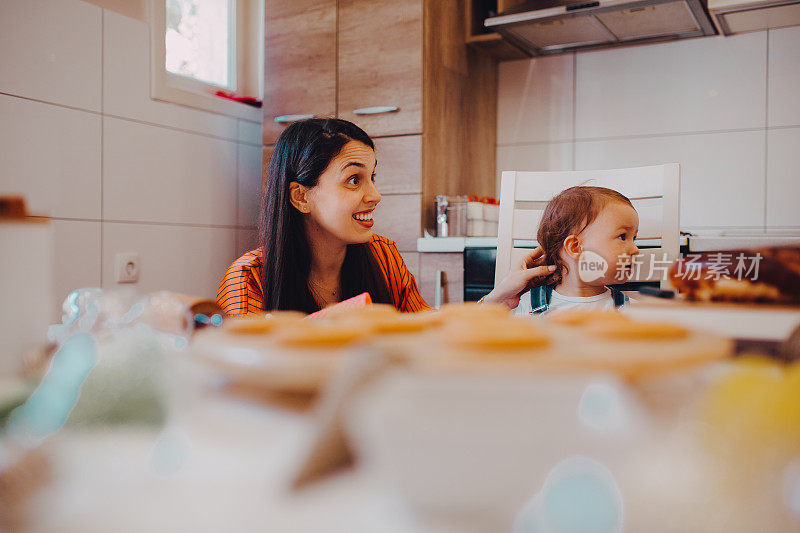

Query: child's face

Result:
[574,201,640,285]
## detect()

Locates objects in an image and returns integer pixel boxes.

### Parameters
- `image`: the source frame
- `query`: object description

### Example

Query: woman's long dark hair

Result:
[258,118,392,313]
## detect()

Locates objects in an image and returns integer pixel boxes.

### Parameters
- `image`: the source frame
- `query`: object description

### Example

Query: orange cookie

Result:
[274,322,370,348]
[444,318,550,350]
[438,302,512,322]
[587,320,688,340]
[547,309,631,327]
[367,314,437,334]
[224,311,305,335]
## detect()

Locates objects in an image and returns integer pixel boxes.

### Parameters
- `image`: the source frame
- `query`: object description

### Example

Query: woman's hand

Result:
[482,247,555,309]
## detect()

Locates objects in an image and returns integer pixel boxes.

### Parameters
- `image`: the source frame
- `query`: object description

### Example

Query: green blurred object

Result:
[0,379,37,429]
[65,326,168,428]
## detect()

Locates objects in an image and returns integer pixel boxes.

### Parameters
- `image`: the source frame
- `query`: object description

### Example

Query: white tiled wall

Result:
[766,127,800,227]
[0,0,102,111]
[497,27,800,233]
[0,0,262,316]
[103,116,239,226]
[102,223,238,297]
[0,94,101,219]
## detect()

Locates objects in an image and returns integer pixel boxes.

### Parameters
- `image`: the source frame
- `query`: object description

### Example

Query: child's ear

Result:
[289,182,311,213]
[563,235,582,259]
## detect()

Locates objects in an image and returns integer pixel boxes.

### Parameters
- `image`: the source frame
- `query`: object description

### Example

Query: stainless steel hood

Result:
[485,0,717,56]
[709,0,800,35]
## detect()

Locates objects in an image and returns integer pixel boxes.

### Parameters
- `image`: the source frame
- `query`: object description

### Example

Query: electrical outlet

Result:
[116,252,140,283]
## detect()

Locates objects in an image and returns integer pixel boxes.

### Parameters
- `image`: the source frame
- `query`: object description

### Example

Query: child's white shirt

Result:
[515,287,621,316]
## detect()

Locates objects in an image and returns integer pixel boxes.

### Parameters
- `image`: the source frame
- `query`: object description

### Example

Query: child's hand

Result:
[482,247,556,309]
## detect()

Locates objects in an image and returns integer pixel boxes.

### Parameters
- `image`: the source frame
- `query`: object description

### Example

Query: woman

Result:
[217,118,551,315]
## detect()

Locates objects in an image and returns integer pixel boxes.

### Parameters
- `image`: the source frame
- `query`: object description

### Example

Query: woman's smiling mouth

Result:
[353,209,374,228]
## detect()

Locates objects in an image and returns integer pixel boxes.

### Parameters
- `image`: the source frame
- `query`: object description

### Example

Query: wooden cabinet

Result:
[262,0,336,145]
[372,136,422,195]
[465,0,528,60]
[263,0,498,258]
[337,0,423,137]
[419,252,464,307]
[371,193,421,252]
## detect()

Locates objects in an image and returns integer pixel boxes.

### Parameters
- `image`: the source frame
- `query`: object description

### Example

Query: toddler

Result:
[515,186,640,316]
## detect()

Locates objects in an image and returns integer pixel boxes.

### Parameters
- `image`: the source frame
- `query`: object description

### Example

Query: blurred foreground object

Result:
[700,357,800,530]
[0,288,194,527]
[669,246,800,305]
[7,288,200,446]
[0,196,52,376]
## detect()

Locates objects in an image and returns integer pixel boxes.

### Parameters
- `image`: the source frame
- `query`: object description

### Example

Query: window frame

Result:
[150,0,262,121]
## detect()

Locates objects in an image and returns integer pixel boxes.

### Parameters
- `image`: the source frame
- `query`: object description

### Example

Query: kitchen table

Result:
[17,367,473,533]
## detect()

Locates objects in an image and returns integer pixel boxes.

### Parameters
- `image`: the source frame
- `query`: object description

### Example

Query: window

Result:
[150,0,262,121]
[165,0,236,90]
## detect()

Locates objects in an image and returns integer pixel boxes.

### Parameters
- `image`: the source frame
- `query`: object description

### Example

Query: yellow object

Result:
[703,358,800,455]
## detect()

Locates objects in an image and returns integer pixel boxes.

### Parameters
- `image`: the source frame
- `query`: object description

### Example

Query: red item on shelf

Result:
[467,195,498,205]
[214,90,262,108]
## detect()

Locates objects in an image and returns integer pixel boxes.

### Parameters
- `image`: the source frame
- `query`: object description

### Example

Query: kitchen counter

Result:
[417,236,684,253]
[417,234,800,253]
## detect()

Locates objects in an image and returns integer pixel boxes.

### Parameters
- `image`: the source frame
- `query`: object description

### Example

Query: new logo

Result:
[578,250,608,282]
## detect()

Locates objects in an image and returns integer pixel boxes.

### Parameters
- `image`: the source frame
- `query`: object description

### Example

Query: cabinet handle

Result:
[274,114,314,124]
[434,269,445,309]
[352,106,399,115]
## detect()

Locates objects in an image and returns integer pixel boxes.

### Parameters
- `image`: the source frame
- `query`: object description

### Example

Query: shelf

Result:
[465,32,529,61]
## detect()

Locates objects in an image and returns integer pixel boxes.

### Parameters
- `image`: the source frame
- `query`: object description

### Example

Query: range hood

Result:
[485,0,717,56]
[709,0,800,35]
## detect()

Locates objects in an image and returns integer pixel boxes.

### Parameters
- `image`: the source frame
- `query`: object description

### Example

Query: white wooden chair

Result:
[494,164,680,290]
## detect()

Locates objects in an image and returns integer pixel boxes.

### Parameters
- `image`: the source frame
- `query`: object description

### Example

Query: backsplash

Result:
[496,27,800,234]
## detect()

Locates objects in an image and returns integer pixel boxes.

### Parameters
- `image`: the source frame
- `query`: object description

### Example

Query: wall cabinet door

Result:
[373,135,422,194]
[337,0,423,138]
[262,0,337,145]
[372,193,421,253]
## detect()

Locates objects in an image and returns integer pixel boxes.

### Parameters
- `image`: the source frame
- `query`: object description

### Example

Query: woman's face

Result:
[303,140,381,245]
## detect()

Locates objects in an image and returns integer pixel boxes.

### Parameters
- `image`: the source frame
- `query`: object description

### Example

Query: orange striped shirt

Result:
[217,234,431,315]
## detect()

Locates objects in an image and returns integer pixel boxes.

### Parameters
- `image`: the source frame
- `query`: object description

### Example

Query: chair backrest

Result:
[494,164,680,290]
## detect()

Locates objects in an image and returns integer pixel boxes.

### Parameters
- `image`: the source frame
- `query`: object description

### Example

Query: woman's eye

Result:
[346,174,359,185]
[371,174,376,183]
[618,233,627,240]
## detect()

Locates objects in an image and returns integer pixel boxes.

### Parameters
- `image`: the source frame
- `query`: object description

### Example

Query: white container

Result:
[466,201,484,221]
[467,219,489,237]
[0,219,52,375]
[483,203,500,222]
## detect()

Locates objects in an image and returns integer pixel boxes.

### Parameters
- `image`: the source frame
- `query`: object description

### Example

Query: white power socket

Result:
[115,252,140,283]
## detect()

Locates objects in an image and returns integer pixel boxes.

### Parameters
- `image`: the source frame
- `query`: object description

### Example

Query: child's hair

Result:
[536,186,634,286]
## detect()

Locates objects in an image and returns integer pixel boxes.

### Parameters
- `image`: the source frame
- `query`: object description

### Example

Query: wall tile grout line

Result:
[335,0,339,118]
[29,215,255,231]
[0,91,102,116]
[0,92,262,146]
[498,139,578,147]
[496,123,800,148]
[572,51,577,170]
[102,113,241,144]
[235,122,241,254]
[763,30,770,230]
[100,10,105,286]
[495,125,800,148]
